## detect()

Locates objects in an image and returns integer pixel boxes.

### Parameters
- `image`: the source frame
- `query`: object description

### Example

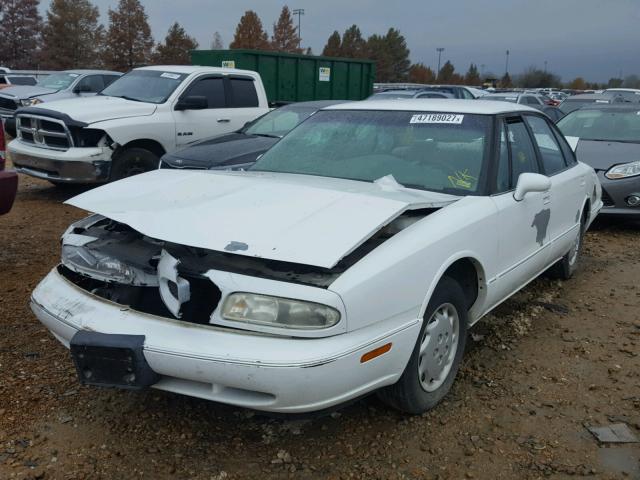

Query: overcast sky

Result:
[41,0,640,82]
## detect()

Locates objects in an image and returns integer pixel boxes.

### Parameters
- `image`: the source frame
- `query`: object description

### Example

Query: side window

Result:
[496,122,511,192]
[229,78,259,108]
[0,76,6,85]
[552,127,577,165]
[77,75,104,93]
[525,115,567,174]
[185,77,226,108]
[102,75,119,88]
[505,118,539,185]
[461,88,474,99]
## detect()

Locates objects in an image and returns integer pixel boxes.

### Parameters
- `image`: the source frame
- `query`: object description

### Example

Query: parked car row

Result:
[2,63,638,417]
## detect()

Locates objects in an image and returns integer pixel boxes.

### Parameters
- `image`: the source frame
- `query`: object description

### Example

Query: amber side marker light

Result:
[360,343,392,363]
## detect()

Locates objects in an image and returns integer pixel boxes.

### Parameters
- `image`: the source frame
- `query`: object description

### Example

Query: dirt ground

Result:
[1,172,639,480]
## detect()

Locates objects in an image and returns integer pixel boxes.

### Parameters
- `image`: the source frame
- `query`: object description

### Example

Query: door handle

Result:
[217,118,230,123]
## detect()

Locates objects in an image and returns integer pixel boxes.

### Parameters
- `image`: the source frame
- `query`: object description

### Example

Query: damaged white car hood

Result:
[66,170,457,268]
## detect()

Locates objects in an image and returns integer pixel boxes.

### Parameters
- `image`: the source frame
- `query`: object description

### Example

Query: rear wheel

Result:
[378,276,468,414]
[110,148,159,181]
[549,213,586,280]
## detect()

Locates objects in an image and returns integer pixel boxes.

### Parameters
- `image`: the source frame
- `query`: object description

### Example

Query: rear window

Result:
[229,78,259,108]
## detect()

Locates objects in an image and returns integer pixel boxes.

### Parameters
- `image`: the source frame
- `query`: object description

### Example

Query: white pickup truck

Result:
[7,66,270,184]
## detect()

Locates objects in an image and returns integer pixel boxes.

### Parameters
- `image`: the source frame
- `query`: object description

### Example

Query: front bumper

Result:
[31,268,420,413]
[8,139,112,183]
[0,170,18,214]
[598,172,640,217]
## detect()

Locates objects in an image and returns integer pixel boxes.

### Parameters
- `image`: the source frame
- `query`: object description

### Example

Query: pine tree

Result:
[464,63,481,85]
[437,60,456,83]
[340,25,366,58]
[366,28,410,82]
[40,0,103,70]
[322,31,342,57]
[229,10,270,50]
[0,0,41,69]
[154,22,198,65]
[211,31,224,49]
[104,0,154,71]
[271,6,301,53]
[408,63,435,84]
[500,72,512,88]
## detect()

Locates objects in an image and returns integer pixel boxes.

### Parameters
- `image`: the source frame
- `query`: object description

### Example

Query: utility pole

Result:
[292,9,305,50]
[436,47,445,78]
[505,49,510,75]
[544,60,548,72]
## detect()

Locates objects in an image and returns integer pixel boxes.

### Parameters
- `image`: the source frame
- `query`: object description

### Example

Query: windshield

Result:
[245,106,316,137]
[251,109,490,195]
[8,76,37,86]
[101,70,188,103]
[558,98,606,114]
[37,73,80,90]
[557,109,640,142]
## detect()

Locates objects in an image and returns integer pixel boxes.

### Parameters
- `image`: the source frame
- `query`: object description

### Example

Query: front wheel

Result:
[110,148,159,181]
[378,276,468,414]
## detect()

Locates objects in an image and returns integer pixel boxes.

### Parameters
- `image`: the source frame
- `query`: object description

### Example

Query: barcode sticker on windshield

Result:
[160,72,180,80]
[410,113,464,124]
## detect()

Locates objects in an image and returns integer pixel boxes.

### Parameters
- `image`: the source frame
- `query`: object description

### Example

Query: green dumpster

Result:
[190,49,375,104]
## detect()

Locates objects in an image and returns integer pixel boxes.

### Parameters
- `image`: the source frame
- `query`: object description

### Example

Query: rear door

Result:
[524,114,583,263]
[489,116,551,305]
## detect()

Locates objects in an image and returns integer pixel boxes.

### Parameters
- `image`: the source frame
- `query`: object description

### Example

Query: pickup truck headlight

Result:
[222,292,340,329]
[61,244,157,286]
[20,98,42,107]
[605,160,640,179]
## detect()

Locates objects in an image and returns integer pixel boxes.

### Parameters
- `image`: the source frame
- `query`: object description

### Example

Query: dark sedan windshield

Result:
[251,109,491,195]
[101,70,188,103]
[557,109,640,142]
[244,106,316,137]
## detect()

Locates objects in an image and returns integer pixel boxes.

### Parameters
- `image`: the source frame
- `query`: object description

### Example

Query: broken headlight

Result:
[222,293,340,330]
[61,244,158,286]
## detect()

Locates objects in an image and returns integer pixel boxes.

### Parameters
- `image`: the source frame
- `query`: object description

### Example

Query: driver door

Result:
[489,117,552,306]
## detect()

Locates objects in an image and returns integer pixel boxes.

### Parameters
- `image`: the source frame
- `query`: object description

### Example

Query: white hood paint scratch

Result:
[66,170,457,269]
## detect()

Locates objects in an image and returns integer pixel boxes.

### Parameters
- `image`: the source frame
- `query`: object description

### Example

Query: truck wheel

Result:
[378,276,468,414]
[110,148,159,181]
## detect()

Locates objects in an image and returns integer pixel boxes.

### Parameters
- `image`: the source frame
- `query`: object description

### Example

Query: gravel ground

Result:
[1,173,639,480]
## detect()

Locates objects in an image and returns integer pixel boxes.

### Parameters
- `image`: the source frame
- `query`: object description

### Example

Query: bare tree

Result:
[104,0,154,71]
[229,10,270,50]
[211,31,224,49]
[0,0,42,69]
[154,22,198,65]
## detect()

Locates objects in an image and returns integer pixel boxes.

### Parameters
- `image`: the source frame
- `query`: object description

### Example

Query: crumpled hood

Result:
[66,170,456,268]
[576,140,640,171]
[164,133,278,169]
[0,85,56,99]
[29,95,157,124]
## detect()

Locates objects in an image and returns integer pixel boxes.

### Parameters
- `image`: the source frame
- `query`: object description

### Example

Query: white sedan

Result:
[31,100,602,414]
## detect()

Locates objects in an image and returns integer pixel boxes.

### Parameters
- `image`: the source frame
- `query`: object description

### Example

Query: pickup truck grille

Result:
[16,114,72,150]
[0,96,17,113]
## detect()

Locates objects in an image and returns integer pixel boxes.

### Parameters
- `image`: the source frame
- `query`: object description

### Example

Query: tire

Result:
[110,148,159,181]
[378,276,468,414]
[549,214,585,280]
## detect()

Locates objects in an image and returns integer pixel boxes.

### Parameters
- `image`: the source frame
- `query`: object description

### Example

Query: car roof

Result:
[136,65,259,77]
[325,99,539,114]
[284,100,351,109]
[63,69,122,75]
[564,93,613,101]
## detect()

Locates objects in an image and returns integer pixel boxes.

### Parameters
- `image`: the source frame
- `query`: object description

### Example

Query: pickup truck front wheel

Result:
[378,276,468,414]
[110,148,159,181]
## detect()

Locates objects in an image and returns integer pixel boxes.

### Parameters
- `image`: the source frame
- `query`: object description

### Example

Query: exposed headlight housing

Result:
[20,98,42,107]
[605,160,640,179]
[61,244,158,286]
[222,292,340,330]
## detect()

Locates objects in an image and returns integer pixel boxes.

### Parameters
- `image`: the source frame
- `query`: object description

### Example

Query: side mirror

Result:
[175,96,208,111]
[74,83,92,93]
[513,173,551,201]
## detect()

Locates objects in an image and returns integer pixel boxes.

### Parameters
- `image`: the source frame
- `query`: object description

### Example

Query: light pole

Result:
[436,47,445,78]
[544,60,548,72]
[292,9,305,50]
[505,49,510,76]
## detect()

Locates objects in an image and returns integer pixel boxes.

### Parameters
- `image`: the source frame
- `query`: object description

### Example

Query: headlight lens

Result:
[605,160,640,179]
[20,98,42,107]
[222,292,340,330]
[61,244,157,286]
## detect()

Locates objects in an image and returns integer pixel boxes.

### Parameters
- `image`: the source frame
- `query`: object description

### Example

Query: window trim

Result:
[523,113,576,177]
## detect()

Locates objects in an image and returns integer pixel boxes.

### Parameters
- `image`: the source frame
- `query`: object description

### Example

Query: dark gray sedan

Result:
[557,105,640,217]
[160,100,347,170]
